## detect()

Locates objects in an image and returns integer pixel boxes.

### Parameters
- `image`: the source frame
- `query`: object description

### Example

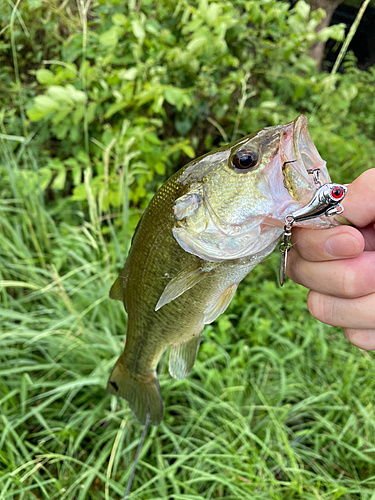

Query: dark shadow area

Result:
[324,2,375,70]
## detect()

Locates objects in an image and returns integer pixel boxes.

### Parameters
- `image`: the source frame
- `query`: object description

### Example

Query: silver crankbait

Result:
[279,171,347,286]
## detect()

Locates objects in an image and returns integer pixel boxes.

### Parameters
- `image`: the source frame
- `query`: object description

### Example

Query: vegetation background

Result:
[1,0,375,498]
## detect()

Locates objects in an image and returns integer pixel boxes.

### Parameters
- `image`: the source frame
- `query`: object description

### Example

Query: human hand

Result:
[286,169,375,350]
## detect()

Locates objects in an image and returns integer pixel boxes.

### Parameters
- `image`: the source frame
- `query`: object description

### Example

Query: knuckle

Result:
[359,168,375,185]
[295,233,317,259]
[294,228,329,262]
[285,249,296,278]
[307,291,338,326]
[340,267,360,297]
[286,249,303,283]
[306,291,327,321]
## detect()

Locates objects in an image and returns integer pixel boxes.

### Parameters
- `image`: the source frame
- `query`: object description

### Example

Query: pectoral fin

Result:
[203,283,238,324]
[169,332,202,380]
[155,263,211,311]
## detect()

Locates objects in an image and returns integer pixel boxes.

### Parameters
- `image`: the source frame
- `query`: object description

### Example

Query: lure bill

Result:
[108,115,347,426]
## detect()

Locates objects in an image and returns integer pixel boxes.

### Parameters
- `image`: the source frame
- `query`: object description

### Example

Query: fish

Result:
[107,115,343,426]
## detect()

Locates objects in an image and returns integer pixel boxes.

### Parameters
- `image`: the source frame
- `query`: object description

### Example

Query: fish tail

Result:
[107,356,163,426]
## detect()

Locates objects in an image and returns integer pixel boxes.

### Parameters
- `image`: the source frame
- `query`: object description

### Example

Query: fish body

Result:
[108,115,341,425]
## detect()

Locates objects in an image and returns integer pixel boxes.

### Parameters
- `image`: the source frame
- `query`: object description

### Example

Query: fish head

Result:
[173,115,342,262]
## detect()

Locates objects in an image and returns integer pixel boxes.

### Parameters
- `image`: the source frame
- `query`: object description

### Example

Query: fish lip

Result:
[292,114,328,184]
[292,115,317,175]
[291,115,316,184]
[280,115,329,202]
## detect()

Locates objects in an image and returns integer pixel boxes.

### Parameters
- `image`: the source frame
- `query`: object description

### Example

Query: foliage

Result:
[0,0,349,211]
[1,0,375,499]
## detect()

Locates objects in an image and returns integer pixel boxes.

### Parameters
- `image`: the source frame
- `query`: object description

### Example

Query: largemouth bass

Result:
[108,115,342,425]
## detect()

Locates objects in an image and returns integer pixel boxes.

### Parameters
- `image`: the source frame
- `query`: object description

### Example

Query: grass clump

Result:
[1,193,375,499]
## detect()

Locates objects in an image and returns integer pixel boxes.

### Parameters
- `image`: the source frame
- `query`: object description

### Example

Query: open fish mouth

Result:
[280,115,331,203]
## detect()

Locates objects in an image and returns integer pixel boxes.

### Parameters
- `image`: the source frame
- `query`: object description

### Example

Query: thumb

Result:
[341,169,375,228]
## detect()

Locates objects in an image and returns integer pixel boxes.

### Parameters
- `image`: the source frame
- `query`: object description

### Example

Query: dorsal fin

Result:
[110,215,143,304]
[109,261,129,305]
[169,332,202,380]
[109,275,125,301]
[131,214,143,246]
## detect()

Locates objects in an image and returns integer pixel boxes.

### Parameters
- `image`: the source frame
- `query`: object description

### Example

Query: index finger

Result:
[291,225,364,262]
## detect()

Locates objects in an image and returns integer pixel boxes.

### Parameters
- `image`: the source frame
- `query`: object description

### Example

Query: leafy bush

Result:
[1,0,353,216]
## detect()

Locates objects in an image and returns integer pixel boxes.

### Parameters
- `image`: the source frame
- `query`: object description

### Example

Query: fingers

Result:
[287,250,375,298]
[344,328,375,351]
[285,169,375,350]
[290,225,364,262]
[341,169,375,227]
[307,291,375,330]
[358,225,375,251]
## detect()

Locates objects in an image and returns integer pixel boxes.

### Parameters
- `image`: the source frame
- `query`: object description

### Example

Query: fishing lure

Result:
[279,174,347,285]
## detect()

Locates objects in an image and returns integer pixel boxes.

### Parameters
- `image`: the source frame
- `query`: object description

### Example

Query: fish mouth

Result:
[292,115,328,177]
[280,115,330,204]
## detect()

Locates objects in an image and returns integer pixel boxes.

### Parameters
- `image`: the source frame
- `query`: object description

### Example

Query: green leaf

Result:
[27,108,48,121]
[175,117,193,135]
[65,85,87,104]
[317,23,345,43]
[99,26,119,47]
[47,86,74,105]
[131,20,145,45]
[187,36,207,54]
[52,109,71,125]
[86,102,97,123]
[36,69,56,85]
[71,184,87,201]
[77,150,90,165]
[34,95,61,113]
[72,164,82,186]
[154,161,165,175]
[37,167,53,191]
[181,143,195,158]
[145,131,161,145]
[118,68,138,81]
[164,87,186,111]
[73,106,85,125]
[112,13,127,25]
[26,0,43,9]
[294,0,310,21]
[52,170,66,190]
[104,100,130,119]
[260,101,277,109]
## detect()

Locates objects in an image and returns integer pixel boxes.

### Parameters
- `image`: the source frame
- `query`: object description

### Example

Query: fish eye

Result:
[232,150,258,171]
[330,186,344,200]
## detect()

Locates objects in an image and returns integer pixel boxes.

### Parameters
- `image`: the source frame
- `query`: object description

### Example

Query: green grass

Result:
[1,163,375,500]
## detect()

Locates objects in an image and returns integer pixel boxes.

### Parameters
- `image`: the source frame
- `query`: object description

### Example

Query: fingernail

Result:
[325,233,361,257]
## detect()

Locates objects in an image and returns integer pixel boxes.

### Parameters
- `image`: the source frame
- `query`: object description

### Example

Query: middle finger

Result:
[287,250,375,298]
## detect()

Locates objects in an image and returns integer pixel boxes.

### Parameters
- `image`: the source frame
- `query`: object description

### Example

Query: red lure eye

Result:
[331,186,344,199]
